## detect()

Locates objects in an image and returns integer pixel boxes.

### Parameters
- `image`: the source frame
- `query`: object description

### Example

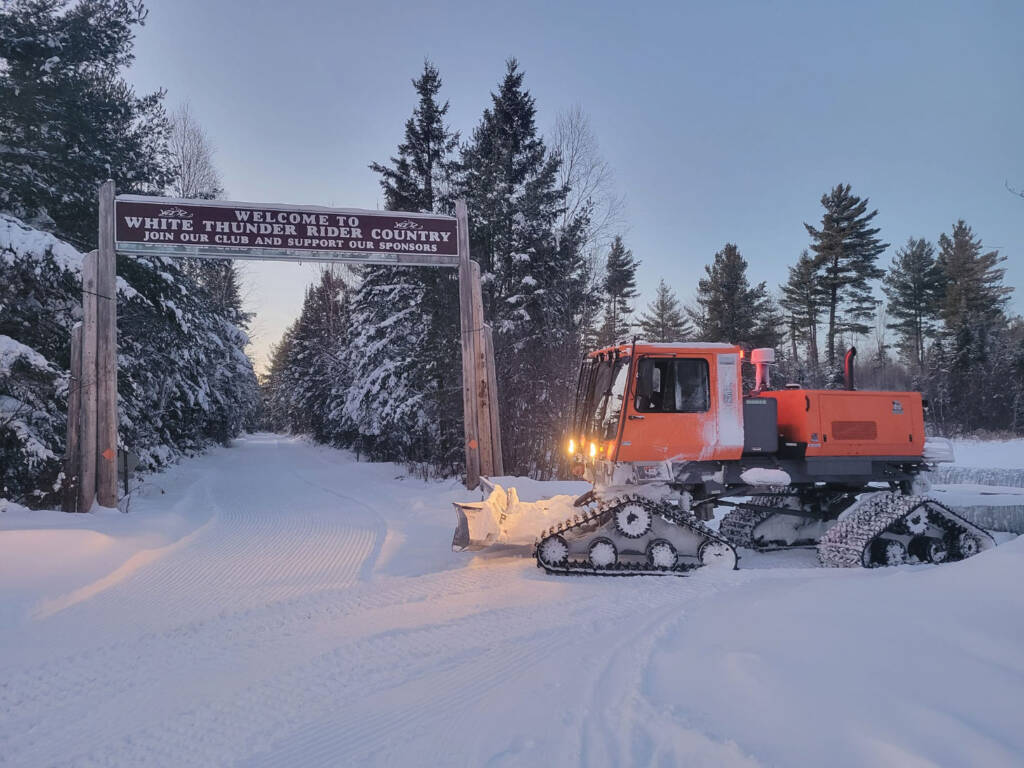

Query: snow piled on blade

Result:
[454,483,579,548]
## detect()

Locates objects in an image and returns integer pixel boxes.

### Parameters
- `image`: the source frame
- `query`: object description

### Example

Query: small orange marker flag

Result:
[102,448,115,461]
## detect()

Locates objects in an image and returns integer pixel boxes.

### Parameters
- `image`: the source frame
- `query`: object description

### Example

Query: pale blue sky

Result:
[127,0,1024,371]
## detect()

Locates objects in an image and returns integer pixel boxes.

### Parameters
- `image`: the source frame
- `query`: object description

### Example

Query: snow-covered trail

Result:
[2,434,1023,767]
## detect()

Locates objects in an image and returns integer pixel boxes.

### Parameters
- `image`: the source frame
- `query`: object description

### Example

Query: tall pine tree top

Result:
[598,234,639,344]
[937,220,1011,331]
[804,183,888,364]
[638,279,692,342]
[687,243,781,348]
[882,238,943,369]
[369,60,458,214]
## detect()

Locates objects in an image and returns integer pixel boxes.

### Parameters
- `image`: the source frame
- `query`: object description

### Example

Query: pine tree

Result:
[882,238,943,370]
[924,221,1016,434]
[598,235,639,344]
[0,0,172,245]
[804,184,888,366]
[936,220,1011,332]
[637,279,691,342]
[687,244,782,348]
[460,59,586,476]
[345,60,461,472]
[779,250,821,367]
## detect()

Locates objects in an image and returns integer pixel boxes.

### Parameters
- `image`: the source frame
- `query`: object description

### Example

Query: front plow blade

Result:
[452,484,580,551]
[452,500,490,551]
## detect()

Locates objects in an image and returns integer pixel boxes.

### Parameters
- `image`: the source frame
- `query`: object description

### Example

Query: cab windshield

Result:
[573,356,632,441]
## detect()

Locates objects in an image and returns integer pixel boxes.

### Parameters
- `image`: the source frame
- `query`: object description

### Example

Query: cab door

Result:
[616,352,743,462]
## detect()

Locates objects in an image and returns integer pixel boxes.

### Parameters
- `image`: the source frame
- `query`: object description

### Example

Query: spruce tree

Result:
[936,220,1011,332]
[637,279,691,342]
[460,59,586,476]
[345,61,461,472]
[924,221,1016,433]
[804,184,888,366]
[882,238,943,370]
[598,235,639,344]
[779,250,821,367]
[687,243,782,349]
[0,0,172,245]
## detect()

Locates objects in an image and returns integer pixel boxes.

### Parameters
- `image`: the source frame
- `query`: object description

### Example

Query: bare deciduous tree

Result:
[551,104,625,252]
[169,103,223,200]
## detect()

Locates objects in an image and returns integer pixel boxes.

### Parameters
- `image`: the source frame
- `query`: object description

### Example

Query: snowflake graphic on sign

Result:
[158,207,193,218]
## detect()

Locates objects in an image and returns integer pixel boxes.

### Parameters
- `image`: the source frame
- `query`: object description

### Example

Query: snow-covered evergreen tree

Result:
[637,279,691,342]
[460,60,588,476]
[0,0,171,245]
[343,61,462,472]
[0,214,258,506]
[687,244,782,349]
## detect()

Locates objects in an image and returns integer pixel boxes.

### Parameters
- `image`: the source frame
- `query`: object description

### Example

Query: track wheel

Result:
[698,540,737,569]
[614,502,652,538]
[538,535,568,567]
[956,532,981,559]
[927,538,950,563]
[647,539,677,568]
[909,536,949,564]
[588,537,617,567]
[904,506,930,535]
[868,538,907,567]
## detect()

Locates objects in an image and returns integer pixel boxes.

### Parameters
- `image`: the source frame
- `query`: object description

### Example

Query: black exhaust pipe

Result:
[844,347,857,390]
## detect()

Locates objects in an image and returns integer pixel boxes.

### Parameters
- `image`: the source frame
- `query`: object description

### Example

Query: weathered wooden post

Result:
[96,180,119,507]
[483,325,504,476]
[455,200,481,489]
[78,250,99,513]
[62,323,83,512]
[469,260,494,477]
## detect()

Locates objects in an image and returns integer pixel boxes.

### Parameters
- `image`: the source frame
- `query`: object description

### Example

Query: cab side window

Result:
[635,358,710,413]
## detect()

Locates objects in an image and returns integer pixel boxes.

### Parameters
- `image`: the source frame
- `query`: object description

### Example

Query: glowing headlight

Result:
[567,439,576,455]
[589,442,597,458]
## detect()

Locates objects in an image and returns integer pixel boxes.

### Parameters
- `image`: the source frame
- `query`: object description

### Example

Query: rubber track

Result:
[717,495,785,549]
[817,492,995,567]
[534,495,733,576]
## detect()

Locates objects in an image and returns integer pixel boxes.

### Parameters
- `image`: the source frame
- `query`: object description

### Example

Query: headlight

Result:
[589,442,597,458]
[567,439,576,455]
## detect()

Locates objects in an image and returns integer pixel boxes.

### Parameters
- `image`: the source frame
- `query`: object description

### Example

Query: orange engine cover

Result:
[760,389,925,458]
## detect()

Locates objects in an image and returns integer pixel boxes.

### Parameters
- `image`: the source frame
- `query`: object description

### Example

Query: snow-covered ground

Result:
[2,434,1023,766]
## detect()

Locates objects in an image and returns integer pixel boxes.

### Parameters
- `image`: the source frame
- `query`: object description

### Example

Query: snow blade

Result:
[452,501,480,551]
[452,485,581,551]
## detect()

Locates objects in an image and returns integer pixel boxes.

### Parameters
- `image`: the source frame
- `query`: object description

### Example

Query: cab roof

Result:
[588,341,741,359]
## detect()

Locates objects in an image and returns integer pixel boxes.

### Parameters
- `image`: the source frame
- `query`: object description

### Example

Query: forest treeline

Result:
[263,60,1024,480]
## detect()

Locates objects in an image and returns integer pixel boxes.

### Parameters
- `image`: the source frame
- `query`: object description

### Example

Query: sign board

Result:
[114,195,460,267]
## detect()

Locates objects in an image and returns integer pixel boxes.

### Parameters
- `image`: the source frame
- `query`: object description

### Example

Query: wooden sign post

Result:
[96,180,119,507]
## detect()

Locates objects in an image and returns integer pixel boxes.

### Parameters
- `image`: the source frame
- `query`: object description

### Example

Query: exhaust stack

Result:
[751,348,775,391]
[844,347,857,390]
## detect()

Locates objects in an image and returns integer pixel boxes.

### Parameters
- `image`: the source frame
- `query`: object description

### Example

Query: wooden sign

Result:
[114,195,459,267]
